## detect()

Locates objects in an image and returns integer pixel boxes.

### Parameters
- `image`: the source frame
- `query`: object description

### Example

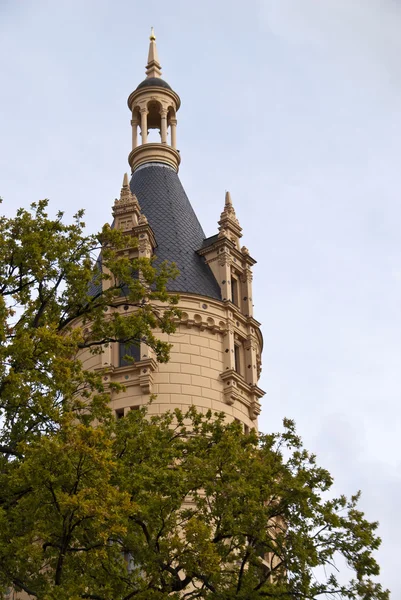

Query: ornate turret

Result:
[127,29,181,173]
[82,31,265,433]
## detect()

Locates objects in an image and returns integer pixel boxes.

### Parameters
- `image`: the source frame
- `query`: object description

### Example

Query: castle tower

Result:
[83,31,265,429]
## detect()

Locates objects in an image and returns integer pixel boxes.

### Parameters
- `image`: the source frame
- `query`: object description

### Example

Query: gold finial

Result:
[146,27,162,78]
[122,172,129,187]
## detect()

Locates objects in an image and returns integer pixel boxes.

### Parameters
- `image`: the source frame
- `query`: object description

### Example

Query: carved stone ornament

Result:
[138,358,158,393]
[138,237,151,253]
[249,397,262,419]
[218,251,232,267]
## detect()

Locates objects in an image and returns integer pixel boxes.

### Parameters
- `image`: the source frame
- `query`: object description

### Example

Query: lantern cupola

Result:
[127,28,181,173]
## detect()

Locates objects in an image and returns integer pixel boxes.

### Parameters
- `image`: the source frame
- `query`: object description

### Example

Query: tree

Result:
[0,407,389,600]
[0,201,389,599]
[0,199,179,456]
[0,198,178,596]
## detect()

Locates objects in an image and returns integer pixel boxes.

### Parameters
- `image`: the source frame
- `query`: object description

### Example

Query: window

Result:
[119,269,139,297]
[235,419,250,435]
[119,342,141,367]
[123,551,138,574]
[231,277,239,307]
[119,218,132,231]
[115,408,124,419]
[234,344,241,375]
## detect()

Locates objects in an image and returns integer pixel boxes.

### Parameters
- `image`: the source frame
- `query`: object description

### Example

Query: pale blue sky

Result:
[1,0,401,594]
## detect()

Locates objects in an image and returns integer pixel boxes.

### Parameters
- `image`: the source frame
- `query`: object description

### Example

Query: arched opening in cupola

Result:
[146,100,163,143]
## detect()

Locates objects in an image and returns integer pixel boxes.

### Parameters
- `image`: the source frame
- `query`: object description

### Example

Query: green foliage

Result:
[0,201,389,599]
[0,200,179,455]
[0,408,389,599]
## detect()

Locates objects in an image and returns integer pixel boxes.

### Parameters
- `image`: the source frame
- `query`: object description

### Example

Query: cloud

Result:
[1,0,400,594]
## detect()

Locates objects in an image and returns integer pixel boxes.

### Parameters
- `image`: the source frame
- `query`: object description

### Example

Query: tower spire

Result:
[146,27,162,79]
[218,190,242,249]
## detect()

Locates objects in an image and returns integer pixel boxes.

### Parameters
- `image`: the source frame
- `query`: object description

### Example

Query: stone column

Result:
[160,108,168,144]
[245,336,258,386]
[140,108,148,144]
[223,329,236,372]
[131,116,139,148]
[218,249,232,302]
[241,269,254,318]
[101,343,112,368]
[170,118,177,149]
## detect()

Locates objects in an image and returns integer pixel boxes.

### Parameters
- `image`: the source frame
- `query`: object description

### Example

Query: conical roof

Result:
[130,163,221,299]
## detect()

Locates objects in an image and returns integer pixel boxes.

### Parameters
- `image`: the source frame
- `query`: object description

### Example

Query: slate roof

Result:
[136,77,172,91]
[88,255,102,298]
[201,234,219,248]
[130,163,221,299]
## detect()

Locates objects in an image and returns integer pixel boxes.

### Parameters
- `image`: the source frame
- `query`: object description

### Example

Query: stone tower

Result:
[83,30,265,430]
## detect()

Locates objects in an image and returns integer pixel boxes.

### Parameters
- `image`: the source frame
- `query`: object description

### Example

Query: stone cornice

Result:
[197,238,257,267]
[162,293,264,351]
[127,86,181,112]
[129,144,181,173]
[221,302,263,349]
[110,357,158,395]
[220,369,265,398]
[133,222,157,250]
[220,368,265,416]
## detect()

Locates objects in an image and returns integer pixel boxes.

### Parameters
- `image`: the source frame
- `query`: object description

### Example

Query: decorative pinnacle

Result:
[113,173,141,216]
[115,173,134,205]
[218,190,242,243]
[146,27,162,78]
[221,191,237,221]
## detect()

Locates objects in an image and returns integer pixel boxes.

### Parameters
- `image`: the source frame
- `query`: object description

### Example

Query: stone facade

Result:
[81,290,264,431]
